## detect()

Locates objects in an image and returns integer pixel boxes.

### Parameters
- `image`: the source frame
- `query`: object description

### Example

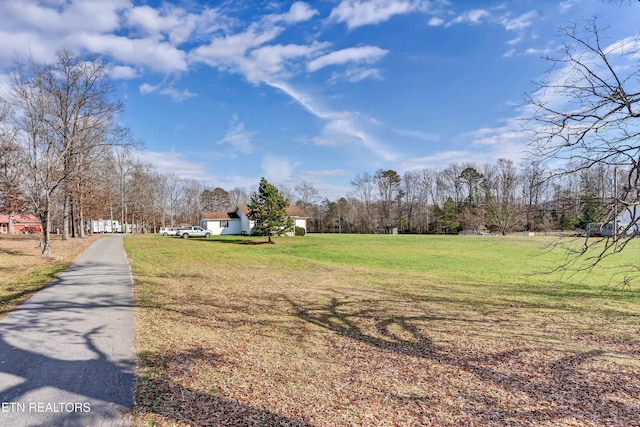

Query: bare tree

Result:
[0,105,25,233]
[39,49,124,240]
[228,187,249,208]
[527,17,640,278]
[295,180,320,213]
[520,161,549,231]
[2,55,66,255]
[374,169,401,227]
[180,179,203,225]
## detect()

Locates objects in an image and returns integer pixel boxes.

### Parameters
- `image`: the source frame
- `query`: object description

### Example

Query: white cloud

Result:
[159,86,196,102]
[261,155,296,182]
[124,3,214,46]
[329,0,429,29]
[446,9,491,27]
[307,46,389,72]
[134,149,214,182]
[110,65,139,79]
[559,0,580,13]
[264,80,335,120]
[80,33,188,73]
[329,67,384,83]
[249,41,329,78]
[321,114,399,162]
[499,11,537,32]
[139,83,160,94]
[283,2,319,24]
[217,115,256,155]
[0,0,209,72]
[264,80,398,162]
[0,0,126,34]
[605,36,640,58]
[428,17,444,26]
[139,82,196,102]
[189,24,283,83]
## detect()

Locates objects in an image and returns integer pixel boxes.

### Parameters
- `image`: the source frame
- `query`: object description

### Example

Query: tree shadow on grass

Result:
[0,328,134,426]
[135,348,314,427]
[191,238,274,245]
[289,296,438,358]
[286,296,640,426]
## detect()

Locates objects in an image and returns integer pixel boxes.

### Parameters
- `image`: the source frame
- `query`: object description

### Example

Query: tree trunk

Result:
[8,211,15,234]
[40,208,52,257]
[78,193,85,238]
[62,192,70,241]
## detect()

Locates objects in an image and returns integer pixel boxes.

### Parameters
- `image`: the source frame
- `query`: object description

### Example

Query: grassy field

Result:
[0,234,102,318]
[125,233,640,426]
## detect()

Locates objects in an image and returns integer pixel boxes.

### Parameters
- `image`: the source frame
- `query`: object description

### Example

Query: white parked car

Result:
[175,226,211,238]
[159,227,178,236]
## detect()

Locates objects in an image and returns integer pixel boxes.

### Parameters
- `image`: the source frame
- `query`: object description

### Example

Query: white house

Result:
[200,205,309,236]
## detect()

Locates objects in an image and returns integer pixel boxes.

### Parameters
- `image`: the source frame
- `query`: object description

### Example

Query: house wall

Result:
[236,209,254,235]
[294,218,307,231]
[0,214,42,234]
[203,219,242,235]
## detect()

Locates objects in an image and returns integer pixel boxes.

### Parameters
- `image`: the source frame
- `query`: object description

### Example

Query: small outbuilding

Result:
[0,213,42,234]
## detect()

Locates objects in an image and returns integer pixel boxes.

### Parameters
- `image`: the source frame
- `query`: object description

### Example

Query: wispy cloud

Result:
[139,82,196,102]
[109,65,139,79]
[446,9,491,27]
[307,46,388,72]
[328,67,384,83]
[261,155,297,182]
[264,79,399,162]
[217,115,256,155]
[394,129,441,142]
[134,149,214,181]
[328,0,430,29]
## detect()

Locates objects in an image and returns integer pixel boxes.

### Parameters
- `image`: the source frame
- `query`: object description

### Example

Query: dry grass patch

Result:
[0,234,103,317]
[126,235,640,426]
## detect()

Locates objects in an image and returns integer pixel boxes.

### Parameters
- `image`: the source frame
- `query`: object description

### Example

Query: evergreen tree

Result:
[248,177,293,243]
[576,194,608,229]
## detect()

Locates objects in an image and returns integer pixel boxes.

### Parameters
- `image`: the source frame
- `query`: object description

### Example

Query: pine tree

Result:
[248,177,293,243]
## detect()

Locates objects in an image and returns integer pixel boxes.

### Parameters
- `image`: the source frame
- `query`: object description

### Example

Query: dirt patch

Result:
[1,233,97,254]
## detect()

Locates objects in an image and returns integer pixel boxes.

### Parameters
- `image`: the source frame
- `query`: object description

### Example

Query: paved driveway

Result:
[0,235,136,427]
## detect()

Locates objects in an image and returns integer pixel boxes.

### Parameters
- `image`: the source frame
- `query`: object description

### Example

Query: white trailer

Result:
[88,219,122,234]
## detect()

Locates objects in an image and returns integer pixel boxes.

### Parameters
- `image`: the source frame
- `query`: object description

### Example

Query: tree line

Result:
[298,160,620,235]
[2,14,639,260]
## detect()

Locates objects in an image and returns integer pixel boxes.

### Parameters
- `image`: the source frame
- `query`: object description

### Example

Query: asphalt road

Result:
[0,235,136,427]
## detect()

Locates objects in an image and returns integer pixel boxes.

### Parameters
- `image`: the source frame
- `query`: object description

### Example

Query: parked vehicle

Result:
[585,222,631,238]
[22,225,42,234]
[159,227,178,236]
[175,226,211,238]
[88,219,122,233]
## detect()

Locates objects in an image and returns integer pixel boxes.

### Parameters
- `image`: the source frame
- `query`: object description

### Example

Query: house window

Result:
[220,220,229,228]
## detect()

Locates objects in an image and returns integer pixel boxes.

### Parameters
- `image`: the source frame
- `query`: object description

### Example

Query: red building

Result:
[0,213,42,234]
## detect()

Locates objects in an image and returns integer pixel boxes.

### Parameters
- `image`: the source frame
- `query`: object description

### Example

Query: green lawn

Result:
[125,233,640,426]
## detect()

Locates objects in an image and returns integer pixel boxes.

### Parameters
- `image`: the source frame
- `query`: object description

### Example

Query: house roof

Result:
[286,205,309,218]
[200,211,239,220]
[236,205,309,218]
[237,205,250,216]
[0,213,41,224]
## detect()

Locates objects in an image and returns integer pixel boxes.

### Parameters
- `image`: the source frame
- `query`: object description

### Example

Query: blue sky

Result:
[0,0,638,199]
